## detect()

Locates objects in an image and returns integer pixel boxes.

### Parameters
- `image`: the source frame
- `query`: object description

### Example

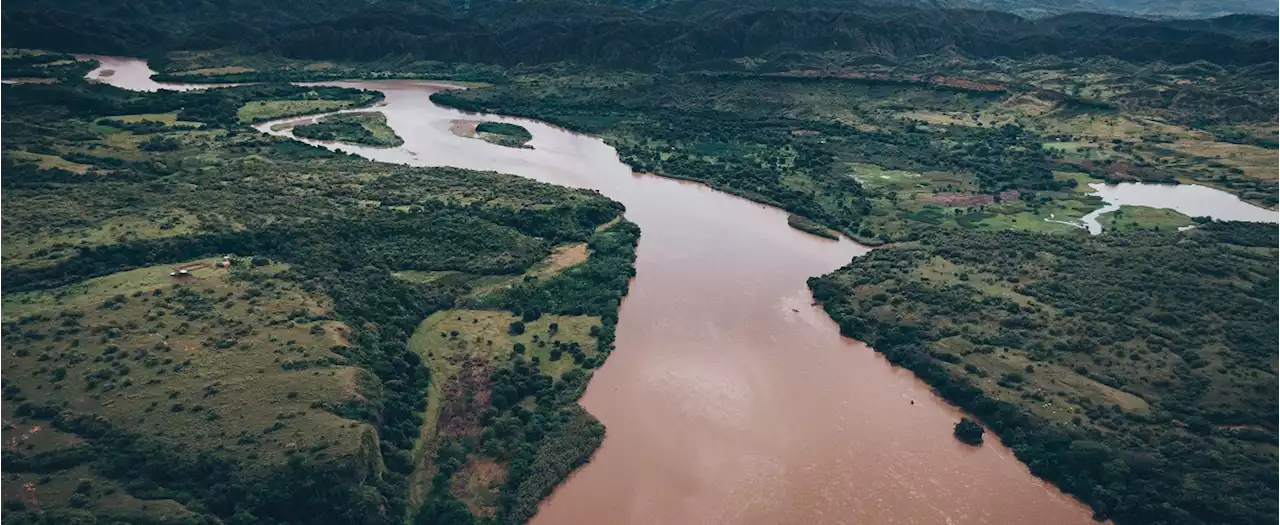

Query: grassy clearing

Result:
[2,48,53,58]
[236,99,365,123]
[975,196,1100,233]
[172,66,256,76]
[524,243,589,279]
[2,213,202,270]
[93,113,205,129]
[394,242,592,299]
[1052,170,1100,193]
[5,151,93,173]
[393,270,469,285]
[2,465,196,521]
[846,162,923,190]
[415,309,601,382]
[1167,139,1278,181]
[1043,141,1097,153]
[102,113,178,124]
[851,167,1104,238]
[2,256,223,321]
[1099,205,1194,232]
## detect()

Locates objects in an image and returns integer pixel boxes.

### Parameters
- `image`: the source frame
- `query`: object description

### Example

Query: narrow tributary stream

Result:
[84,58,1100,525]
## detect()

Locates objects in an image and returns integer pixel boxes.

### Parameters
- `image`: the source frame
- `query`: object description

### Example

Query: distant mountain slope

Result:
[627,0,1277,18]
[1081,0,1277,18]
[3,0,1276,67]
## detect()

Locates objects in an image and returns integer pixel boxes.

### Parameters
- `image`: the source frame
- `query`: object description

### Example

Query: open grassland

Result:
[236,97,375,123]
[811,223,1278,525]
[1098,205,1195,232]
[2,259,382,520]
[416,309,602,380]
[2,259,374,465]
[99,112,181,125]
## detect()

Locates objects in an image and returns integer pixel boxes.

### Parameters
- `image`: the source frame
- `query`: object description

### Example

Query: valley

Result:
[1,2,1276,525]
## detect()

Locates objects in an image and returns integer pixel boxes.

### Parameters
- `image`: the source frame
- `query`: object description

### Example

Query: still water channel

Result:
[1080,182,1278,234]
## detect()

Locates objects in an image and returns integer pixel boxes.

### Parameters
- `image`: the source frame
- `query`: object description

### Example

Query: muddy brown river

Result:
[85,58,1099,525]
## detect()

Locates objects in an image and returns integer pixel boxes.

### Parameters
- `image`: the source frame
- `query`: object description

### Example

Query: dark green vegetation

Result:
[473,122,533,149]
[810,222,1278,525]
[787,214,839,240]
[293,112,404,147]
[4,0,1276,70]
[1,64,631,524]
[953,418,984,445]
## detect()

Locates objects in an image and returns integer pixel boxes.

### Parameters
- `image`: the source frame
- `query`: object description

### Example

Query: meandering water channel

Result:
[1079,182,1279,234]
[83,57,1103,524]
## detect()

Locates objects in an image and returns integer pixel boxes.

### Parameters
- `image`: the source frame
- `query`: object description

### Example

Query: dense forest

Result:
[0,64,634,524]
[810,222,1278,525]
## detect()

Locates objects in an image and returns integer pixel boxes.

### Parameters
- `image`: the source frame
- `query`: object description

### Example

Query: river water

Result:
[1079,182,1279,234]
[83,58,1099,525]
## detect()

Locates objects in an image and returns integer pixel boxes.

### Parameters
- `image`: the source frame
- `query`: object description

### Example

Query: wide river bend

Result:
[83,57,1098,525]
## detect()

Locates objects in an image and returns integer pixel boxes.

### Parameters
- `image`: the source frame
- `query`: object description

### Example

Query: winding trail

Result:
[85,58,1099,525]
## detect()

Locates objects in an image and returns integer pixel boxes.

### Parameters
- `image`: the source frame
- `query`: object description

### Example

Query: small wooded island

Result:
[953,418,985,445]
[293,111,403,147]
[449,119,534,148]
[476,122,533,148]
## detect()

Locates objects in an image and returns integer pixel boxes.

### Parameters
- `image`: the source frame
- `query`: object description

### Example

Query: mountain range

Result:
[3,0,1276,69]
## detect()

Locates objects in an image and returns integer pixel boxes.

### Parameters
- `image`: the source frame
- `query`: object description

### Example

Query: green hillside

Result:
[0,64,633,525]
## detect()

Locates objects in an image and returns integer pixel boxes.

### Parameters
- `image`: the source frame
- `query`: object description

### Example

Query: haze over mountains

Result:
[4,0,1277,69]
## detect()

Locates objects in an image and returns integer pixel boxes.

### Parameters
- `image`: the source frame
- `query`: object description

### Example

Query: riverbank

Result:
[810,224,1279,525]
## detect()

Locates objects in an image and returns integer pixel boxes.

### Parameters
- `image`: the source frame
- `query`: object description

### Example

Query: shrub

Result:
[954,418,984,445]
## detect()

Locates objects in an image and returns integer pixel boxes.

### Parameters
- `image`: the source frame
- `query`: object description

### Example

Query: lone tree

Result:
[508,321,525,335]
[954,417,984,445]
